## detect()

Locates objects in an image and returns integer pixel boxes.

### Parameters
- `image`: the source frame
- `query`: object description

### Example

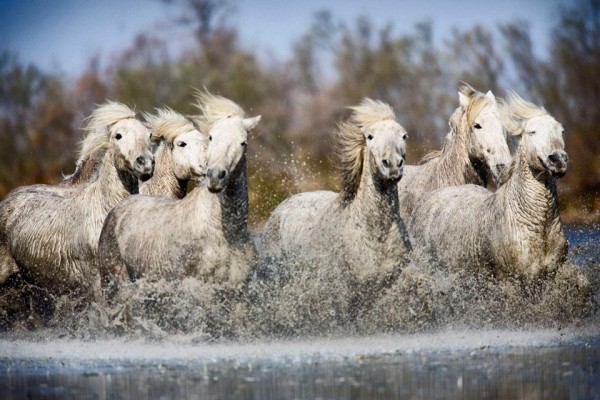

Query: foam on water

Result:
[2,327,599,363]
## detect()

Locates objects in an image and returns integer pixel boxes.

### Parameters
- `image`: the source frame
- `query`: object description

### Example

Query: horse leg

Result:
[0,239,19,285]
[97,215,130,288]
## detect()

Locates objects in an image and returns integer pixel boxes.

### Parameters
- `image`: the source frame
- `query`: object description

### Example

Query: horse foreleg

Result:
[97,216,130,287]
[0,241,19,285]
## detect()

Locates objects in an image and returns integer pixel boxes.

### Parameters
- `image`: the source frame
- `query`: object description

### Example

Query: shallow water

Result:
[1,328,600,399]
[567,225,600,265]
[0,227,599,398]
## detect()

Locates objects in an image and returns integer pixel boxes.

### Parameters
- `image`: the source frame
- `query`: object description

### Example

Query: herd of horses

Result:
[0,84,569,326]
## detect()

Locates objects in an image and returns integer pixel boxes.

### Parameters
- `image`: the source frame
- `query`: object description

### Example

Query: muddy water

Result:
[0,227,599,399]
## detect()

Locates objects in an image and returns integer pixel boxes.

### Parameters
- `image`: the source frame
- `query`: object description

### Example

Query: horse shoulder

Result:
[409,184,491,265]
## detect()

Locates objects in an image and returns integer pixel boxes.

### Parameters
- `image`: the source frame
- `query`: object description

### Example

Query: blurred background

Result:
[1,0,598,226]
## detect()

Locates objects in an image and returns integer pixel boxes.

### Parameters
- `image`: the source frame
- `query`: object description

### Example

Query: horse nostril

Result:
[382,159,389,168]
[497,163,506,171]
[548,153,560,163]
[398,159,404,167]
[218,170,226,180]
[136,156,145,165]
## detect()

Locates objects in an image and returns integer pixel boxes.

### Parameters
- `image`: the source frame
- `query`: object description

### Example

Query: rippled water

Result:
[0,227,599,399]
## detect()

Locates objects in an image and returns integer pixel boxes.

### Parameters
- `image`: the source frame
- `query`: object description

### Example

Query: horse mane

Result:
[144,108,198,144]
[78,101,137,162]
[334,98,396,203]
[458,82,494,131]
[500,92,548,136]
[63,101,137,185]
[417,83,494,165]
[193,89,246,127]
[418,149,443,164]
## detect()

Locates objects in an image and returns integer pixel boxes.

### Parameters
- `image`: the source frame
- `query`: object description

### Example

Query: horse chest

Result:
[496,220,566,277]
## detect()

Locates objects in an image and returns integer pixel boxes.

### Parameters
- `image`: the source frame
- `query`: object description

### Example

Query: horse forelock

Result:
[145,108,197,144]
[349,98,396,129]
[193,89,246,127]
[500,92,548,136]
[78,101,138,163]
[466,94,494,129]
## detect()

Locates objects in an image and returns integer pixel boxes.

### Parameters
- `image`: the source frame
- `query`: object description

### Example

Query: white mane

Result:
[144,108,197,144]
[501,92,548,136]
[77,101,137,163]
[348,98,396,129]
[193,90,246,126]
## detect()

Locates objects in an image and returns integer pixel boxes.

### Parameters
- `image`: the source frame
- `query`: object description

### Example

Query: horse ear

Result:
[243,115,261,131]
[458,91,469,107]
[485,90,497,102]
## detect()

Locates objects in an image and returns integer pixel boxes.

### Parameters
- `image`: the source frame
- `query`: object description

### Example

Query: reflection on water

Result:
[1,333,599,400]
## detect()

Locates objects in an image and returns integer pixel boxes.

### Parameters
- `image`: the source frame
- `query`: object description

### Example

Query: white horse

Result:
[259,99,411,306]
[408,93,568,280]
[140,108,207,198]
[0,102,154,294]
[398,84,511,223]
[98,92,260,285]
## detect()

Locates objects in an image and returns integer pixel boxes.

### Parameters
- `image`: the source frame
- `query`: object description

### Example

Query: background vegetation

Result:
[1,0,598,226]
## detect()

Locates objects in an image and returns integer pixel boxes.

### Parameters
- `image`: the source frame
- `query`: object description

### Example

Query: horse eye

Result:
[178,142,187,148]
[209,136,213,141]
[402,134,408,140]
[561,130,565,134]
[367,135,374,140]
[241,142,247,147]
[529,131,536,135]
[115,133,122,140]
[474,123,482,129]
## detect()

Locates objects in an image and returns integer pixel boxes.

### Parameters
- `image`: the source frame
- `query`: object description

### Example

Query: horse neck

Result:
[90,150,139,213]
[187,155,250,245]
[350,152,401,235]
[433,126,486,187]
[141,144,186,198]
[218,154,250,244]
[499,144,560,231]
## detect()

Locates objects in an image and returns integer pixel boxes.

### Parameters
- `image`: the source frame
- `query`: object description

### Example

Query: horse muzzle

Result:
[381,157,404,181]
[546,150,568,178]
[134,154,155,181]
[207,168,228,192]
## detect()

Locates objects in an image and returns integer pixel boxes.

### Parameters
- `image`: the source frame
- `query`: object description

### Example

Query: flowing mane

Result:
[418,83,495,164]
[334,98,396,202]
[193,90,246,127]
[78,101,137,163]
[144,108,197,144]
[500,92,548,137]
[63,102,137,184]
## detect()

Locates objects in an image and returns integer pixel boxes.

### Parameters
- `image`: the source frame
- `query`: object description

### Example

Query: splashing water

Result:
[1,224,599,399]
[0,228,597,341]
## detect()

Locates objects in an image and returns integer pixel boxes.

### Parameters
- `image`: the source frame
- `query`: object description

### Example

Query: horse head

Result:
[457,84,511,184]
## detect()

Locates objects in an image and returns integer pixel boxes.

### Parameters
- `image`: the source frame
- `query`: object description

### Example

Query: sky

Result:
[1,0,570,78]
